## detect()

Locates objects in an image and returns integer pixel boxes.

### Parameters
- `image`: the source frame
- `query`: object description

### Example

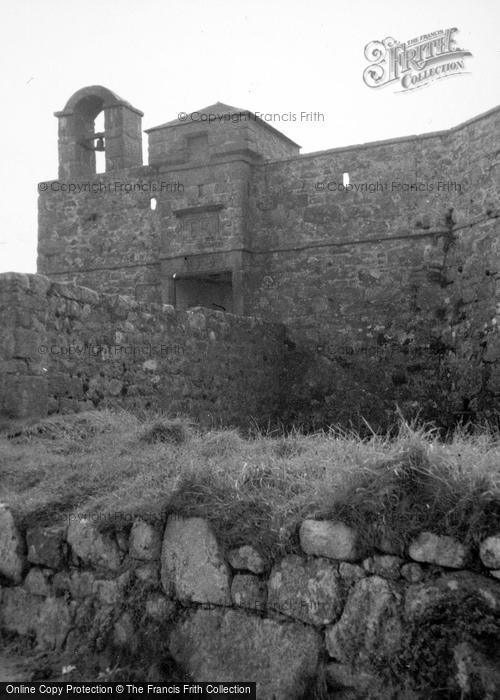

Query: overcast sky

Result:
[0,0,498,273]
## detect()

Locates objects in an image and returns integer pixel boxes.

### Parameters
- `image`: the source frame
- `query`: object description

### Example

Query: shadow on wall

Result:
[280,337,500,434]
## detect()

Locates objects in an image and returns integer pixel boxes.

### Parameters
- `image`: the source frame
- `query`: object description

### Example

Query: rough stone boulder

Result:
[66,518,122,571]
[113,612,136,651]
[26,524,65,569]
[0,504,26,583]
[231,574,266,611]
[362,554,403,580]
[228,545,266,574]
[67,570,95,598]
[299,519,358,561]
[24,567,51,596]
[400,562,424,583]
[35,597,75,650]
[408,531,467,568]
[268,555,345,626]
[325,575,403,665]
[129,519,162,561]
[0,587,41,636]
[169,608,321,700]
[479,534,500,569]
[338,562,365,585]
[160,516,231,604]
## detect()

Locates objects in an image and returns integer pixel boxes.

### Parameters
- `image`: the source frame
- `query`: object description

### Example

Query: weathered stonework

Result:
[227,545,266,574]
[66,518,122,571]
[325,575,403,665]
[230,574,266,611]
[26,525,65,569]
[128,520,162,561]
[160,515,231,605]
[168,608,321,700]
[267,554,345,626]
[0,272,284,426]
[29,87,500,429]
[0,504,27,583]
[299,519,358,561]
[408,531,467,568]
[1,512,499,696]
[479,534,500,568]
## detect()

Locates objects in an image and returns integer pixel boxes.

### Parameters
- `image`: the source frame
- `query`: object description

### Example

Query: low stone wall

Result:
[0,273,285,426]
[1,504,499,697]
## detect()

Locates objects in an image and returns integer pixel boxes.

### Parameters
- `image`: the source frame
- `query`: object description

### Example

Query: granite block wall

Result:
[1,506,500,698]
[38,105,500,342]
[35,95,500,429]
[37,159,253,307]
[0,273,285,425]
[246,106,500,347]
[246,107,500,429]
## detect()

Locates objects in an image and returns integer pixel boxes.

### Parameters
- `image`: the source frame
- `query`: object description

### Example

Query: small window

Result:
[150,197,157,211]
[343,172,350,186]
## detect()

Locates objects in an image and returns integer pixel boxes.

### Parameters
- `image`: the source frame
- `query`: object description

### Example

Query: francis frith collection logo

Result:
[363,28,472,91]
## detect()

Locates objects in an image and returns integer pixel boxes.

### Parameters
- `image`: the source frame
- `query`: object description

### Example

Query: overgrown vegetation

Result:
[1,410,499,563]
[390,594,500,698]
[138,418,192,446]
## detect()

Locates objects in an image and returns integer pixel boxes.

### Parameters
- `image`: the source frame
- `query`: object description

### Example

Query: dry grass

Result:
[1,410,499,562]
[138,417,192,446]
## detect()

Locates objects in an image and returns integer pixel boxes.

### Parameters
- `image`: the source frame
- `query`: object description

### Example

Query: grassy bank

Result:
[1,410,500,562]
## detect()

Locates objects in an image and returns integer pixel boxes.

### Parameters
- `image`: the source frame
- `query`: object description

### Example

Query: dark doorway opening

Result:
[174,271,233,312]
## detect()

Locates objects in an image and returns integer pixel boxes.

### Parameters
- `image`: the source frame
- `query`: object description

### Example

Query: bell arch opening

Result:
[55,86,143,179]
[94,111,106,174]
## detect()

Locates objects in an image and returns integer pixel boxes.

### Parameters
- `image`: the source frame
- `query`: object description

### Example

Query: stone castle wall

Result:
[33,99,500,428]
[247,106,500,342]
[0,273,284,425]
[1,505,500,697]
[251,107,500,428]
[38,106,500,339]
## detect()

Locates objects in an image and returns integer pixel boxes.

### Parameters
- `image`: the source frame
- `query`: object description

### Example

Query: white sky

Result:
[0,0,498,273]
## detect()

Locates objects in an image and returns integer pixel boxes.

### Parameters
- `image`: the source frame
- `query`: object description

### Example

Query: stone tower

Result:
[54,85,143,179]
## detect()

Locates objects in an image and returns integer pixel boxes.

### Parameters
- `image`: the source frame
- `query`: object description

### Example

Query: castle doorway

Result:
[174,271,233,312]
